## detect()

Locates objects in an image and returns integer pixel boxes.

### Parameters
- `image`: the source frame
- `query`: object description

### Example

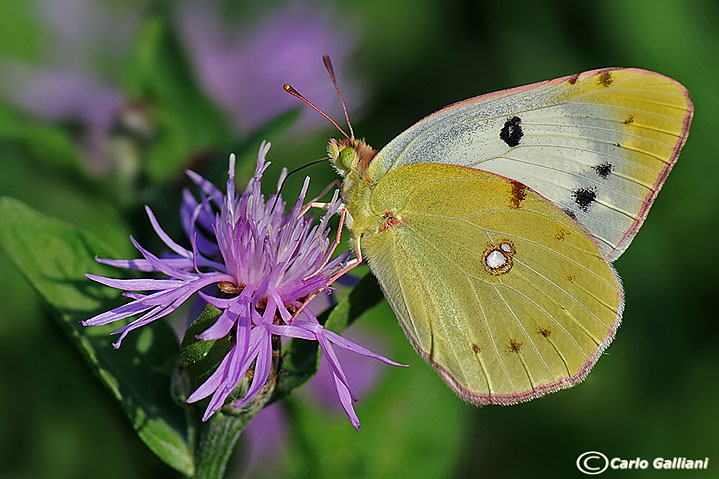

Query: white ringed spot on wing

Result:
[483,239,516,275]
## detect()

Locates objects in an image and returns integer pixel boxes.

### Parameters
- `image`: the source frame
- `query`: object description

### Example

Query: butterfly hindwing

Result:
[365,68,693,261]
[359,163,623,403]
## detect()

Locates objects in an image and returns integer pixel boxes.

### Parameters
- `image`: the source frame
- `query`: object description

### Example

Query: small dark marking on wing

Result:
[568,73,580,85]
[508,338,523,353]
[572,187,597,212]
[537,327,552,338]
[594,162,613,179]
[472,343,481,354]
[508,181,527,209]
[500,116,523,147]
[598,71,613,87]
[624,115,634,125]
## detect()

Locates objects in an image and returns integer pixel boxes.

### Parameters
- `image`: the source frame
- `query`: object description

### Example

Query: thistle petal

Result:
[144,206,192,258]
[232,330,272,408]
[332,373,361,431]
[324,329,409,367]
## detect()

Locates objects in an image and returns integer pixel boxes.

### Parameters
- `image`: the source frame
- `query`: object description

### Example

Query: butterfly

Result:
[285,55,693,405]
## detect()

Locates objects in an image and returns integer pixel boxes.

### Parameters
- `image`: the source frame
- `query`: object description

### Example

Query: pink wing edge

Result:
[402,67,694,263]
[377,162,626,406]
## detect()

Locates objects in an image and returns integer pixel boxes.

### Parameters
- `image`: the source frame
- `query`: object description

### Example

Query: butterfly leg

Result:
[304,206,347,281]
[324,238,363,285]
[298,179,342,216]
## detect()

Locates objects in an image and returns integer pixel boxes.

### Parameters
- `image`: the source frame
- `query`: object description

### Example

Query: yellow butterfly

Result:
[286,56,692,405]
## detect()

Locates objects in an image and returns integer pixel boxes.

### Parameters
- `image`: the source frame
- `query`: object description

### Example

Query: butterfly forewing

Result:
[360,163,623,403]
[366,69,692,261]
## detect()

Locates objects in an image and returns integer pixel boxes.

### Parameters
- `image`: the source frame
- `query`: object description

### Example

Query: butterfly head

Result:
[283,55,377,176]
[328,137,377,176]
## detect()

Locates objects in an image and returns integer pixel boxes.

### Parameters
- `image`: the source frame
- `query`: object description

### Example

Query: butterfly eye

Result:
[337,147,359,171]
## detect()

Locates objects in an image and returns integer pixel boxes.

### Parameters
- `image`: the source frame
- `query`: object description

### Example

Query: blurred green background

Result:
[1,0,717,477]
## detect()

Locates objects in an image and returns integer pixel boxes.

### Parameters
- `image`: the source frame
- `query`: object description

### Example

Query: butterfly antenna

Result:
[283,83,350,139]
[322,54,354,139]
[270,157,329,213]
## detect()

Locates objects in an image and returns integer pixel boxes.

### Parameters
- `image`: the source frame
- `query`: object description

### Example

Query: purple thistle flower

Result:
[176,2,363,132]
[84,142,405,429]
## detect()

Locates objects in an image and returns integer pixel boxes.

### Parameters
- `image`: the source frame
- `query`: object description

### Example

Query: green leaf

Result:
[0,145,132,263]
[0,106,87,175]
[271,273,385,403]
[125,17,232,181]
[0,198,194,476]
[180,305,232,390]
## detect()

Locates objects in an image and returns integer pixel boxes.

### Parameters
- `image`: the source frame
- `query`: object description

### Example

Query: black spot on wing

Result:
[594,162,613,179]
[572,187,597,212]
[500,116,523,147]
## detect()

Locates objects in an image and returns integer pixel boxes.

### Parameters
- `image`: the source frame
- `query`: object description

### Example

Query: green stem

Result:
[191,331,283,477]
[194,412,249,479]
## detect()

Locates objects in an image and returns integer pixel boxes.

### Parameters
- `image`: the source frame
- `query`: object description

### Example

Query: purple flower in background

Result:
[0,0,138,172]
[2,0,364,175]
[177,1,362,132]
[84,142,404,428]
[2,66,125,168]
[237,403,289,477]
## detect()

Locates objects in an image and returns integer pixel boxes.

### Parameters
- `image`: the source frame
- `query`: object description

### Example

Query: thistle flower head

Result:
[84,142,404,428]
